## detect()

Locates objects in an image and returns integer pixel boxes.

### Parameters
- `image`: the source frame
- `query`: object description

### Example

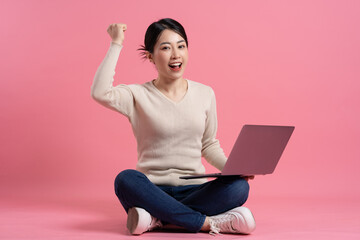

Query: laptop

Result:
[180,124,295,179]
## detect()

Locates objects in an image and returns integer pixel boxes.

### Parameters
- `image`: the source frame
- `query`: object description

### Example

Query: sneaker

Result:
[209,206,256,235]
[126,207,162,235]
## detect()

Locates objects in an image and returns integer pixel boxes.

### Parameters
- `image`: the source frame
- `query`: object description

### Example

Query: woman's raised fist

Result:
[107,23,127,46]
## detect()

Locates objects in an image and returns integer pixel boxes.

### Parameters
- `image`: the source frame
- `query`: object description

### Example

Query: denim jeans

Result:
[114,169,250,232]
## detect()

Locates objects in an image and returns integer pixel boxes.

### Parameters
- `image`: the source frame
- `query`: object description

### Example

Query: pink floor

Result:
[1,191,359,240]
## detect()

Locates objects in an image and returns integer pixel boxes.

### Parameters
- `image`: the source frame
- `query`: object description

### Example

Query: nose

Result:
[171,48,180,59]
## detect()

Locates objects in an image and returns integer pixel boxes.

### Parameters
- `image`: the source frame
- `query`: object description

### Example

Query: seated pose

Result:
[91,18,256,235]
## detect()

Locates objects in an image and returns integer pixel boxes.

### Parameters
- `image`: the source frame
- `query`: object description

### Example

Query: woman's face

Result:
[148,29,188,82]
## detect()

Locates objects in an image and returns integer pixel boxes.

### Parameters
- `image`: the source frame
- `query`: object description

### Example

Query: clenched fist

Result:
[107,23,127,46]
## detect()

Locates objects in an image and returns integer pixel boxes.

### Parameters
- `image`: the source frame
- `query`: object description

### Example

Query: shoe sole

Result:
[127,208,140,235]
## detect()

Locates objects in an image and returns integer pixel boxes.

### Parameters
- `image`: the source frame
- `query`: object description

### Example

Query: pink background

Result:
[1,0,359,239]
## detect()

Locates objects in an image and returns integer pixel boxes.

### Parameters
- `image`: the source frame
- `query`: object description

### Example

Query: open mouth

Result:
[169,63,182,70]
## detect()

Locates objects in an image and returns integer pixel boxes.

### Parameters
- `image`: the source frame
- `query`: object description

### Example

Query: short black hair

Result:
[138,18,188,59]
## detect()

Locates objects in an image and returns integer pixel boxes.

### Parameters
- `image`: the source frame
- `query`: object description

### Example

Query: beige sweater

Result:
[91,42,227,186]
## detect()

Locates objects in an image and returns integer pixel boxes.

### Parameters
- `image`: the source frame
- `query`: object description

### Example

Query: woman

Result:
[91,18,256,235]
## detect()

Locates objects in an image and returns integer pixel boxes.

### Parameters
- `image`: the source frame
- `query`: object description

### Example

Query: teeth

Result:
[170,63,181,67]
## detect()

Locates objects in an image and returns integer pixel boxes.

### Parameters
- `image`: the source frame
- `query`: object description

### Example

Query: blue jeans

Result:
[114,169,250,232]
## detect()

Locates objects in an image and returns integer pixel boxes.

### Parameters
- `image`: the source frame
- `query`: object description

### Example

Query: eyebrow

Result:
[159,40,185,46]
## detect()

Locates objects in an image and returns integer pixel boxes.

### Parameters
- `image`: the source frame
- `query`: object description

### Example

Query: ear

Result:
[146,51,154,64]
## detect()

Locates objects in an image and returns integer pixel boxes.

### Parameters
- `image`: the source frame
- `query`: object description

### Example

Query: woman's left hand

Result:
[243,175,255,181]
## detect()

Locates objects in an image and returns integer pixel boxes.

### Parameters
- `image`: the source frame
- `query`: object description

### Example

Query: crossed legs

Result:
[114,169,250,233]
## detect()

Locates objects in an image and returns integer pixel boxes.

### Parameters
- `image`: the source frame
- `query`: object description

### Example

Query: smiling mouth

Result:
[169,63,182,69]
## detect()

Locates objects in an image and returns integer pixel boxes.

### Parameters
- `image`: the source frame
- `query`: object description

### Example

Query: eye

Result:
[178,45,186,49]
[161,46,170,50]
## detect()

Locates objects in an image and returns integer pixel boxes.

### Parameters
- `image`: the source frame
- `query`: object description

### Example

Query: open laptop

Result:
[180,125,295,179]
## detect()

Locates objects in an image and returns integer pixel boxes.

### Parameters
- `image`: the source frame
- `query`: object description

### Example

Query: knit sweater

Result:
[91,42,227,186]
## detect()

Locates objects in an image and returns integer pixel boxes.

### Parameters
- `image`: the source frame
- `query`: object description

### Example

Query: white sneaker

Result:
[209,206,256,235]
[126,207,162,235]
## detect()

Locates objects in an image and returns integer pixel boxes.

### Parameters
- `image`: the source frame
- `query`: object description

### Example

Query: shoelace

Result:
[147,217,162,232]
[209,213,236,235]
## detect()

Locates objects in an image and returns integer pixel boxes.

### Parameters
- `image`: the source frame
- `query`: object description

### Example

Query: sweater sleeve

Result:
[91,42,134,118]
[201,88,228,170]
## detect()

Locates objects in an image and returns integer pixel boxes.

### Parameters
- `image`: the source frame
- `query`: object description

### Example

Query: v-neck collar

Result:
[150,79,190,105]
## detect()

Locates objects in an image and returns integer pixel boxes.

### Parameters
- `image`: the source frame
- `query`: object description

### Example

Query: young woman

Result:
[91,18,256,235]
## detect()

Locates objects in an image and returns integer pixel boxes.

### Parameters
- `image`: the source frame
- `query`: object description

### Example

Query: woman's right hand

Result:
[107,23,127,46]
